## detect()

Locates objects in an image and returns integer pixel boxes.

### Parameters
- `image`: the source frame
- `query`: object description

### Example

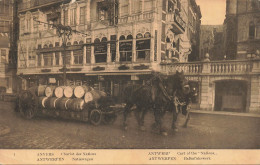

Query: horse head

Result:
[165,70,190,97]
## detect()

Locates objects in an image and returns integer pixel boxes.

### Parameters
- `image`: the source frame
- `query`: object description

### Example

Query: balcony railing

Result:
[118,11,155,24]
[166,13,186,33]
[161,60,253,75]
[18,0,66,12]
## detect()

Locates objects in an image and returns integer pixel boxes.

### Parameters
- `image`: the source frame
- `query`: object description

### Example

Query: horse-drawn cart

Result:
[16,85,123,126]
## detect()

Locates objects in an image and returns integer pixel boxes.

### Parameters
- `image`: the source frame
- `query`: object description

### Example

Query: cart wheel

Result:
[103,114,117,125]
[90,109,103,126]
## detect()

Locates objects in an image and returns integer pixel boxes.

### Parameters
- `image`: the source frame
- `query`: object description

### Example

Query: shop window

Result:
[38,44,42,49]
[1,49,6,63]
[37,54,41,66]
[63,51,71,65]
[120,35,132,62]
[80,7,86,24]
[120,0,128,16]
[70,8,76,25]
[94,38,107,63]
[43,53,53,66]
[249,21,255,39]
[74,50,83,65]
[136,33,151,62]
[55,42,60,47]
[64,10,68,26]
[257,21,260,38]
[132,0,141,13]
[168,0,175,13]
[55,52,59,65]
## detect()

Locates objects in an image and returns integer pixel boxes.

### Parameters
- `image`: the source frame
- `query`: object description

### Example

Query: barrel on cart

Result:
[16,85,121,126]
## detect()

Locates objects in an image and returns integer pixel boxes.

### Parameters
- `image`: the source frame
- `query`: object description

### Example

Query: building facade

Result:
[16,0,201,101]
[224,0,260,60]
[0,0,16,94]
[200,25,224,61]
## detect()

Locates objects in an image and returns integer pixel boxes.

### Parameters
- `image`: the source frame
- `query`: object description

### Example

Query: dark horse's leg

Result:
[139,108,148,131]
[182,105,190,128]
[123,103,133,130]
[171,105,179,131]
[153,106,168,136]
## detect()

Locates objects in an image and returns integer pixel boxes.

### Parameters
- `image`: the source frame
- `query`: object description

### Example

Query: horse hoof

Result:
[161,131,168,136]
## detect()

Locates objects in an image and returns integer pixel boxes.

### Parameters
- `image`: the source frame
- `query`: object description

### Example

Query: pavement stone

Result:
[0,124,10,136]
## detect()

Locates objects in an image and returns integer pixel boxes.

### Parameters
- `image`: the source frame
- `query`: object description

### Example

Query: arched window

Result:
[136,33,143,39]
[127,35,133,40]
[94,38,100,43]
[257,21,260,39]
[136,32,151,62]
[79,41,84,45]
[166,36,171,43]
[94,38,107,63]
[49,44,53,48]
[249,21,255,39]
[101,37,107,42]
[73,41,79,45]
[119,35,125,40]
[43,44,48,48]
[120,34,133,62]
[67,42,71,46]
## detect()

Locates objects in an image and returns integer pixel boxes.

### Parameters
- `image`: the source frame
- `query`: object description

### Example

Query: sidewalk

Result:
[0,124,10,136]
[191,109,260,118]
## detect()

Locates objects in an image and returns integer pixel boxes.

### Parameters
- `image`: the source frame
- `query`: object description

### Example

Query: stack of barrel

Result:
[36,85,106,112]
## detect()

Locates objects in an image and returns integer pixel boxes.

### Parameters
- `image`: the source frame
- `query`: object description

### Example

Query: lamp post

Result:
[56,24,72,85]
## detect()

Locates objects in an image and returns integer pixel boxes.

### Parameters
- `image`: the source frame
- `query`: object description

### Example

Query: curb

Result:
[190,110,260,118]
[0,125,10,136]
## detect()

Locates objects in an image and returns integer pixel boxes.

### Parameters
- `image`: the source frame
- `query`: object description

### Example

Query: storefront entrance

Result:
[214,80,247,112]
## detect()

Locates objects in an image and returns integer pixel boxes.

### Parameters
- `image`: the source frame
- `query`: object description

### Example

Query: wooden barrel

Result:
[45,86,55,97]
[45,97,60,109]
[84,90,106,103]
[54,86,65,98]
[64,86,75,98]
[36,85,47,97]
[66,98,85,111]
[38,96,48,108]
[55,97,71,110]
[74,86,90,98]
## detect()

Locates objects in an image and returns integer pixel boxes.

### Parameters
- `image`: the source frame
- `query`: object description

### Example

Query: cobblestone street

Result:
[0,101,260,149]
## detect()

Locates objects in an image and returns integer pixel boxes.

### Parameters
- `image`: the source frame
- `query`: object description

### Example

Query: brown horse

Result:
[122,71,188,136]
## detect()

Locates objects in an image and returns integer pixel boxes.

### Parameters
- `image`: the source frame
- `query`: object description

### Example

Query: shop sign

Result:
[94,44,107,53]
[119,41,132,51]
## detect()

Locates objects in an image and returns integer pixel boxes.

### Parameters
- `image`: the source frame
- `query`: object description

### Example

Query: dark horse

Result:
[122,71,188,136]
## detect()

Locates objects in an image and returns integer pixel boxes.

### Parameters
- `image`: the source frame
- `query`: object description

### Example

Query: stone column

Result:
[150,23,155,62]
[59,52,63,66]
[76,3,80,26]
[26,43,29,67]
[41,54,44,67]
[52,52,56,66]
[199,76,212,110]
[249,76,260,112]
[83,46,86,65]
[107,43,111,63]
[70,51,74,65]
[116,35,120,62]
[132,24,137,62]
[35,54,38,67]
